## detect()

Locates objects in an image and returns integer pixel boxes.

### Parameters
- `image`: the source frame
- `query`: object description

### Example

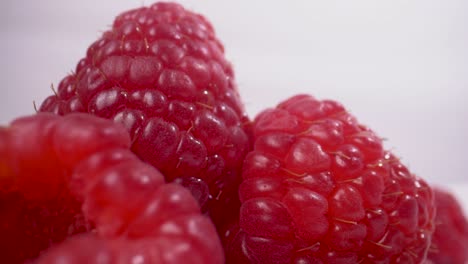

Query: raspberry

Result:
[39,2,251,229]
[0,113,223,263]
[224,94,436,263]
[427,188,468,264]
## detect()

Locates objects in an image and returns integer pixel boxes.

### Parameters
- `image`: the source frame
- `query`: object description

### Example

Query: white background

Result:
[1,1,467,209]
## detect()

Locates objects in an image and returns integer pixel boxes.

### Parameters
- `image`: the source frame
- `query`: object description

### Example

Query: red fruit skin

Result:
[0,191,89,264]
[225,94,436,264]
[0,113,117,263]
[39,1,252,230]
[38,185,224,264]
[427,188,468,264]
[0,113,224,264]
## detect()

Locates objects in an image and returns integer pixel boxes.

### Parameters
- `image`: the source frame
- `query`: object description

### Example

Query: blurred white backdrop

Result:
[1,1,467,207]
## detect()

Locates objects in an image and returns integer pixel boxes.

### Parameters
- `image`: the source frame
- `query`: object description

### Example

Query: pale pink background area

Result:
[1,1,467,208]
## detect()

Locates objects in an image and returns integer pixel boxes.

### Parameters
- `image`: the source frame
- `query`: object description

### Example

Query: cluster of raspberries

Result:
[1,2,467,264]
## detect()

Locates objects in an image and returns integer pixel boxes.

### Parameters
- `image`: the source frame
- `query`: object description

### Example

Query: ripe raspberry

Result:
[427,188,468,264]
[224,94,436,263]
[39,2,251,228]
[0,113,223,264]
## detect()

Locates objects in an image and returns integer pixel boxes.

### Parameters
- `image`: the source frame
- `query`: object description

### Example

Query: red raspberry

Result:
[39,2,251,229]
[0,113,224,264]
[224,94,436,263]
[427,188,468,264]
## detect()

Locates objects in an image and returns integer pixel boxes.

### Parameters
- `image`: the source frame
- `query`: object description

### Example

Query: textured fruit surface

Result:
[39,2,251,229]
[0,192,88,264]
[0,113,223,264]
[38,184,224,264]
[224,94,436,263]
[67,148,224,264]
[0,113,120,263]
[427,188,468,264]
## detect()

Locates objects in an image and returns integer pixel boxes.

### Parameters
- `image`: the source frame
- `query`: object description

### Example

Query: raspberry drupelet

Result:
[39,2,252,230]
[224,94,436,264]
[0,113,224,264]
